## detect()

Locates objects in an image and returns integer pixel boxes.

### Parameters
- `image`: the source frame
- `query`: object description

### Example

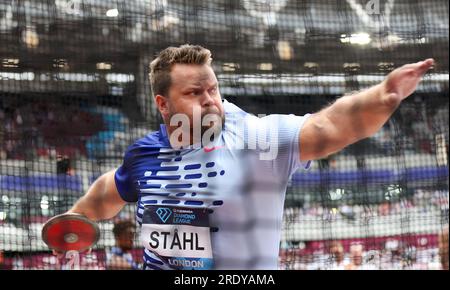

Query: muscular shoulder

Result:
[123,129,168,163]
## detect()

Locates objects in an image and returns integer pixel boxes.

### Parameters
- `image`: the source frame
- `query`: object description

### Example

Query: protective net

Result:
[0,0,448,270]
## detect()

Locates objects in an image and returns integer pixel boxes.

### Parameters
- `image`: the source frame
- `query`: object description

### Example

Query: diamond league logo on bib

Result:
[156,207,172,223]
[141,205,214,269]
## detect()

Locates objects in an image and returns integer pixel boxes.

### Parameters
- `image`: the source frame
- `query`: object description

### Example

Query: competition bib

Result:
[141,205,213,270]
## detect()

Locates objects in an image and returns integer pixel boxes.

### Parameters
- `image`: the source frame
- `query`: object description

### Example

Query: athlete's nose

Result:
[201,91,215,107]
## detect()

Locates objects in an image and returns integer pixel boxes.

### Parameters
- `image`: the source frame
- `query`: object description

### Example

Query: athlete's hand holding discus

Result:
[43,169,124,259]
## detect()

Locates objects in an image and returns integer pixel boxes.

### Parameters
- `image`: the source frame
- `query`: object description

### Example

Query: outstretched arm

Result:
[299,59,434,162]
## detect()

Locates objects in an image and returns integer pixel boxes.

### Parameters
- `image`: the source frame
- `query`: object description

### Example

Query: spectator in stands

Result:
[328,241,346,270]
[345,244,364,270]
[106,220,140,270]
[381,239,402,269]
[438,226,449,270]
[56,155,74,175]
[401,246,422,270]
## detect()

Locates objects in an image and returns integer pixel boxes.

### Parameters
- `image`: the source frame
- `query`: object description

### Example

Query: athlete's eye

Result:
[209,86,217,95]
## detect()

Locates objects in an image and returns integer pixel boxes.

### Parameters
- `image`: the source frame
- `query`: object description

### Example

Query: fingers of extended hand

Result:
[412,58,434,75]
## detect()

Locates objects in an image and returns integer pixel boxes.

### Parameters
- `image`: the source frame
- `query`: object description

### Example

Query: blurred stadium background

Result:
[0,0,448,270]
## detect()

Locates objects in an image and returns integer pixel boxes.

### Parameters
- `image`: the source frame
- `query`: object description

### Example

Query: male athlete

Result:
[106,220,140,270]
[65,44,434,269]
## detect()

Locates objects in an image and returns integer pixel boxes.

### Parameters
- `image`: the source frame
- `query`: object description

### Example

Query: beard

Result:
[200,110,225,139]
[166,109,225,147]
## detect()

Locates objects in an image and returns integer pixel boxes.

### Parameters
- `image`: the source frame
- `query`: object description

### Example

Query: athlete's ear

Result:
[154,94,170,118]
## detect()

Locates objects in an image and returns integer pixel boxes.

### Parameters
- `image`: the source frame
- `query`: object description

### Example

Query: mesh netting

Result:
[0,0,448,270]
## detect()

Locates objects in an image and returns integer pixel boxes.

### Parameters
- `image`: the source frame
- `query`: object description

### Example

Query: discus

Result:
[42,213,100,253]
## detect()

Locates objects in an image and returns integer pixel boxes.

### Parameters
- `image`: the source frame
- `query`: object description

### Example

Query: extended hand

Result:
[382,58,434,104]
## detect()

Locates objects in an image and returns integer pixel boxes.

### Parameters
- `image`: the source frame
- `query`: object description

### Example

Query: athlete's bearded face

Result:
[156,63,225,146]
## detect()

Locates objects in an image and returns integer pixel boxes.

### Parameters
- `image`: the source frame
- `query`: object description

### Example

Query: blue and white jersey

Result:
[105,247,140,270]
[114,100,311,270]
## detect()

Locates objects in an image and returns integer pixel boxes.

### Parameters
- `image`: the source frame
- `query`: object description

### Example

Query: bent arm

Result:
[299,59,434,162]
[68,169,127,221]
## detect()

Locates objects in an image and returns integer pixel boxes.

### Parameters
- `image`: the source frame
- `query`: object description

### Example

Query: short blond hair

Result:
[149,44,212,97]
